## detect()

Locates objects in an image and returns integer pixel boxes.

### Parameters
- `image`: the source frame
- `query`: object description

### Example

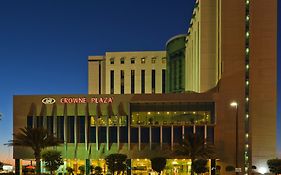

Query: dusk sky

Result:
[0,0,279,164]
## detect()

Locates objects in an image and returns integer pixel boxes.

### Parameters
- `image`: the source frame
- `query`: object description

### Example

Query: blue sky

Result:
[0,0,279,164]
[0,0,194,163]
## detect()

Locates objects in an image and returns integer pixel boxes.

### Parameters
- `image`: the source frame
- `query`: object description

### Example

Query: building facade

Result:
[14,94,216,174]
[14,0,277,174]
[88,51,166,95]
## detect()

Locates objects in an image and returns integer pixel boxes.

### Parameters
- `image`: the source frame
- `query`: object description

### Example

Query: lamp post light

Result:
[230,101,239,175]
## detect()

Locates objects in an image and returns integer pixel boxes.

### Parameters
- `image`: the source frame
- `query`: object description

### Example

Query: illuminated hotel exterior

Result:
[14,0,277,174]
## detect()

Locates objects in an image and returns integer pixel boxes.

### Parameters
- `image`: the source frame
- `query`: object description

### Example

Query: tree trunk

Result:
[191,159,194,175]
[34,152,41,175]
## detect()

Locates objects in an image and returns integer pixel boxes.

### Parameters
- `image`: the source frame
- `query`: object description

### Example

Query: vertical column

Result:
[171,125,174,151]
[204,125,207,144]
[15,159,21,175]
[138,125,141,151]
[63,104,68,156]
[106,115,109,151]
[117,116,120,150]
[74,104,78,158]
[32,115,36,128]
[85,159,90,175]
[149,126,152,150]
[95,115,99,151]
[182,125,185,140]
[74,116,77,145]
[85,112,88,151]
[42,104,47,129]
[160,125,163,150]
[53,115,57,138]
[43,115,47,129]
[126,159,131,175]
[211,159,216,175]
[128,115,131,150]
[193,125,196,133]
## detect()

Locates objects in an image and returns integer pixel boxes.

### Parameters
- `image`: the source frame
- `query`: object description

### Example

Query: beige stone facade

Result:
[88,51,166,95]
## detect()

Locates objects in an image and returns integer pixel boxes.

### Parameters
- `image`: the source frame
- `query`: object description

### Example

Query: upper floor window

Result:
[110,58,114,64]
[120,57,125,64]
[131,58,135,64]
[162,57,166,64]
[141,57,146,64]
[151,57,156,64]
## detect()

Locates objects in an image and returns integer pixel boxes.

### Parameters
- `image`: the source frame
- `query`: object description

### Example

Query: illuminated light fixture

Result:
[246,114,249,118]
[148,112,151,115]
[193,111,196,114]
[246,0,250,5]
[246,48,250,53]
[258,167,267,174]
[246,32,250,37]
[246,16,250,21]
[167,112,170,114]
[246,80,249,85]
[183,112,186,114]
[245,144,249,148]
[230,101,238,107]
[157,112,160,114]
[245,133,249,138]
[246,97,249,101]
[246,64,249,69]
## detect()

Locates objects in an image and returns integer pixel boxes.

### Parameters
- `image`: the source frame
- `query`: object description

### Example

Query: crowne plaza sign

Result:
[42,97,113,104]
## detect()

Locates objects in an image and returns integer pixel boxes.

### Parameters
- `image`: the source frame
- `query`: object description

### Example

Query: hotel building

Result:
[14,0,277,174]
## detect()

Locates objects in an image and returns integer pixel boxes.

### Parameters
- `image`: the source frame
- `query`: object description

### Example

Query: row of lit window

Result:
[109,57,166,65]
[244,0,250,174]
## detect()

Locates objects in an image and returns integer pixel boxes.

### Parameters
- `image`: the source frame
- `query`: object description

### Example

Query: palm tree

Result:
[175,133,216,175]
[6,127,61,175]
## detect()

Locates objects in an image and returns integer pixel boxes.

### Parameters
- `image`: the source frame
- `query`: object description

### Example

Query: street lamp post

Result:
[230,101,239,175]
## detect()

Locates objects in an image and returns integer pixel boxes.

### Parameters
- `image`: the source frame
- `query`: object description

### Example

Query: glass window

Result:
[99,127,106,143]
[141,57,146,64]
[120,70,124,94]
[151,57,156,64]
[120,127,128,143]
[131,70,135,94]
[131,58,135,64]
[57,116,64,142]
[68,116,74,143]
[131,111,212,126]
[152,127,160,143]
[141,128,149,143]
[120,57,125,64]
[109,127,117,143]
[36,116,43,128]
[110,58,114,64]
[78,116,85,143]
[162,57,166,64]
[162,69,166,93]
[141,70,145,93]
[152,70,155,93]
[27,116,33,128]
[130,128,138,143]
[110,70,114,94]
[47,116,53,134]
[163,127,171,143]
[89,126,96,143]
